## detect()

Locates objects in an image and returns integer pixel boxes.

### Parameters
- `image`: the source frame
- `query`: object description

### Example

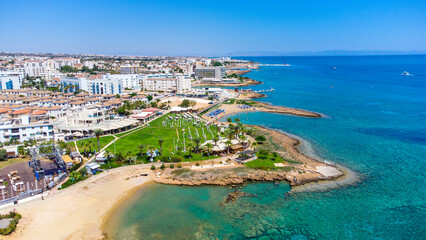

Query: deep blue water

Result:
[109,55,426,239]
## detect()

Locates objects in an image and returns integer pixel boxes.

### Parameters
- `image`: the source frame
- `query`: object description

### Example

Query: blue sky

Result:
[0,0,425,56]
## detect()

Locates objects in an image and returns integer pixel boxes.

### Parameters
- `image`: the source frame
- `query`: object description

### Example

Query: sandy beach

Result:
[0,165,153,240]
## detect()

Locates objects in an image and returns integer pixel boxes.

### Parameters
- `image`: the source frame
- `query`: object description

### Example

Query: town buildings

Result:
[194,66,226,80]
[0,71,23,90]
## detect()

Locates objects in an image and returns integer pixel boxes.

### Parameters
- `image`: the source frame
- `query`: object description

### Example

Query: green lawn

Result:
[106,113,221,162]
[69,135,116,153]
[245,150,287,170]
[114,126,142,138]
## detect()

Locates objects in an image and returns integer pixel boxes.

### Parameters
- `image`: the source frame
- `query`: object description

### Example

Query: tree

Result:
[126,151,133,164]
[193,138,201,153]
[213,136,219,146]
[160,163,165,170]
[104,149,112,164]
[158,139,164,156]
[151,165,156,170]
[0,149,7,161]
[213,61,223,66]
[147,95,153,101]
[138,144,145,157]
[255,135,266,144]
[252,141,258,151]
[205,142,213,156]
[227,117,233,124]
[60,65,76,73]
[94,129,103,153]
[187,142,193,158]
[115,152,125,162]
[225,140,232,154]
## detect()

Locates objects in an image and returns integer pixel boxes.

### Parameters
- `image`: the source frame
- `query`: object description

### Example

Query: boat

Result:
[401,71,411,76]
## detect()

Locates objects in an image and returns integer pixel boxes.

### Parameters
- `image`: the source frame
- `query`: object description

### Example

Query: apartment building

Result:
[140,74,191,93]
[194,67,225,80]
[0,71,23,90]
[0,114,54,143]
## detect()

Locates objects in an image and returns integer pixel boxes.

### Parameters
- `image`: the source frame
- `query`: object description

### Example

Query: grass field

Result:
[67,135,116,153]
[0,156,30,170]
[245,150,287,170]
[106,113,222,162]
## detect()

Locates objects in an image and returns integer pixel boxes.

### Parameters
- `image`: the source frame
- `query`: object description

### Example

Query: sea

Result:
[106,55,426,239]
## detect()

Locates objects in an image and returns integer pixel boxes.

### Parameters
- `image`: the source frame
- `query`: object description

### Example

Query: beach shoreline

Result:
[154,125,346,188]
[0,124,355,240]
[0,165,154,240]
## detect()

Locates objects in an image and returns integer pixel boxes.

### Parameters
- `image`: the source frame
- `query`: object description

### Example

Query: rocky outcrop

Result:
[154,167,341,187]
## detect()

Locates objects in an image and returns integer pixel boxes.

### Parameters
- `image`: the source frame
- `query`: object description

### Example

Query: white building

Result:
[140,74,191,93]
[0,71,23,90]
[176,75,192,94]
[0,115,54,143]
[106,74,141,90]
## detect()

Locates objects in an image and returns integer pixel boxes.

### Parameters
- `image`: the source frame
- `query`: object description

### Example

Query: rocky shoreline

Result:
[154,126,345,189]
[154,166,343,187]
[254,102,322,118]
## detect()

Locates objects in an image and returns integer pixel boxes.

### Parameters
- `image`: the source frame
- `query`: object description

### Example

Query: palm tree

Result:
[177,145,183,155]
[80,141,87,156]
[158,139,164,156]
[104,149,111,164]
[193,138,201,153]
[240,135,247,145]
[226,129,234,140]
[252,141,258,151]
[115,152,125,163]
[225,140,232,154]
[94,129,103,153]
[187,142,193,158]
[87,139,93,153]
[227,117,233,124]
[205,142,213,156]
[213,136,219,146]
[138,144,146,157]
[126,151,133,164]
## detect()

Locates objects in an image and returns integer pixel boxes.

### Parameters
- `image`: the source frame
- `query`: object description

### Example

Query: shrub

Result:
[70,162,82,172]
[170,163,174,169]
[151,165,155,170]
[171,156,183,162]
[160,163,165,170]
[177,163,182,168]
[195,162,200,166]
[0,211,22,235]
[255,135,266,143]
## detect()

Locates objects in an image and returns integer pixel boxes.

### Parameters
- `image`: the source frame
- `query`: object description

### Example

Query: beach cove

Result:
[102,55,426,239]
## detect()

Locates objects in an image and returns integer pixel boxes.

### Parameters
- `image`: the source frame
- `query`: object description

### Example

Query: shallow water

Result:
[108,55,426,239]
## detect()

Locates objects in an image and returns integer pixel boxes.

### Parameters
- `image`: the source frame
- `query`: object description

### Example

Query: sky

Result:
[0,0,425,56]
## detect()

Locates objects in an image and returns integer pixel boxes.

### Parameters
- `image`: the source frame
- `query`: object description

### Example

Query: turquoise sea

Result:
[107,55,426,239]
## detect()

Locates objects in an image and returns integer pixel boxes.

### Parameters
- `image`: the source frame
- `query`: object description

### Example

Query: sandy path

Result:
[1,165,153,240]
